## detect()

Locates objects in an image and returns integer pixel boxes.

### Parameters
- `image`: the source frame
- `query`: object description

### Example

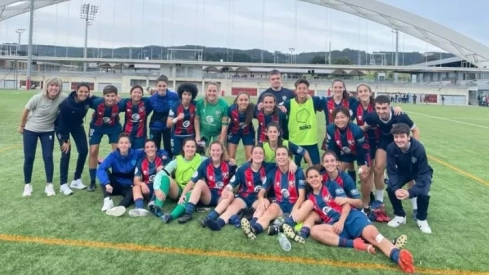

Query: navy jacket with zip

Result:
[55,91,95,142]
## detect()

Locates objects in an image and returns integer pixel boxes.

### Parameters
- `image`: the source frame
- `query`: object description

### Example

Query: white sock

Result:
[411,198,418,210]
[375,189,384,202]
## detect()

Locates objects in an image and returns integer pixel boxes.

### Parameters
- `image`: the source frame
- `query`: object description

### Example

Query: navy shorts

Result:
[171,135,194,156]
[338,210,371,239]
[227,133,255,146]
[273,201,293,214]
[236,194,257,209]
[198,189,220,207]
[130,136,146,150]
[377,137,393,151]
[89,126,121,145]
[338,154,355,164]
[368,140,377,160]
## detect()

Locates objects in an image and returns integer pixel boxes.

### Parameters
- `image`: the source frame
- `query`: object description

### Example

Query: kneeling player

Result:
[303,167,415,273]
[240,146,306,240]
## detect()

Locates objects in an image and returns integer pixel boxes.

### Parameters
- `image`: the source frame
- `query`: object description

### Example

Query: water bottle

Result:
[277,233,291,251]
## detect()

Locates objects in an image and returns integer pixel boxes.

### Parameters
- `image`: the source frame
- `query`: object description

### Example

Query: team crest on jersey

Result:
[281,189,290,198]
[132,114,140,122]
[282,96,287,101]
[412,157,417,163]
[102,117,111,123]
[206,116,214,123]
[216,181,224,188]
[322,206,332,215]
[182,120,190,128]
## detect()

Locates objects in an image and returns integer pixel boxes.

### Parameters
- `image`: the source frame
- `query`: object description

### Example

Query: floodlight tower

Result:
[15,29,25,90]
[80,3,99,72]
[289,48,295,64]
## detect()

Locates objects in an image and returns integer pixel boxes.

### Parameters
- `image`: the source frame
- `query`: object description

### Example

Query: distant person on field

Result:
[18,77,67,197]
[386,123,433,234]
[441,95,445,105]
[412,94,417,104]
[257,69,295,105]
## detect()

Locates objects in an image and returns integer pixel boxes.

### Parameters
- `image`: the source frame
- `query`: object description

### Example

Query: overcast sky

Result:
[0,0,487,54]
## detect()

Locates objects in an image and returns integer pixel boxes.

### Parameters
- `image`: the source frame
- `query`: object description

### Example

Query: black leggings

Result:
[102,175,134,208]
[150,128,172,159]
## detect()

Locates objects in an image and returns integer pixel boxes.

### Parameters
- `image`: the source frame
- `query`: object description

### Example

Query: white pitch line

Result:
[406,111,489,129]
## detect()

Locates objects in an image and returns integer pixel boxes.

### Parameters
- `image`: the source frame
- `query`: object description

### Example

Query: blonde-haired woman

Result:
[194,82,229,150]
[18,77,68,197]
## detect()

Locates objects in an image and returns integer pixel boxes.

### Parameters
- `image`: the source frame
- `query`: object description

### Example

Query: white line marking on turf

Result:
[407,111,489,129]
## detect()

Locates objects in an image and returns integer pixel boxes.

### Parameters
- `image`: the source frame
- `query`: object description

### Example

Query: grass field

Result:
[0,90,488,275]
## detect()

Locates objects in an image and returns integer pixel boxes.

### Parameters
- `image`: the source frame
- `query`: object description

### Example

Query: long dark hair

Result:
[266,122,284,147]
[356,84,374,106]
[233,92,255,126]
[332,79,349,100]
[261,92,280,118]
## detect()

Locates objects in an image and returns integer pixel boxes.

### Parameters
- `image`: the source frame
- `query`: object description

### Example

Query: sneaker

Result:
[177,213,193,224]
[397,249,415,273]
[388,216,406,228]
[353,238,376,254]
[200,216,210,228]
[417,220,432,234]
[59,184,74,195]
[128,208,150,217]
[106,206,126,217]
[70,179,87,190]
[161,213,172,223]
[87,183,96,192]
[45,184,56,196]
[101,197,114,212]
[22,184,32,197]
[282,224,305,244]
[412,209,418,221]
[148,204,162,217]
[392,234,408,249]
[240,218,256,240]
[267,224,280,236]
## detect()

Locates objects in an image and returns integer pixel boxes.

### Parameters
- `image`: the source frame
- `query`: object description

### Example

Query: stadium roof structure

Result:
[0,0,68,21]
[300,0,489,68]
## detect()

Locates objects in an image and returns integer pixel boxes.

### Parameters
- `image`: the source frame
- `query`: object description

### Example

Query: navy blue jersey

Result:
[254,107,288,143]
[257,87,295,105]
[135,157,164,185]
[386,139,433,198]
[191,159,237,195]
[122,98,152,138]
[56,91,94,141]
[89,98,125,129]
[326,122,371,166]
[148,91,179,132]
[228,104,254,135]
[364,108,415,144]
[263,168,306,204]
[229,162,276,198]
[355,102,381,143]
[324,96,358,125]
[169,100,197,136]
[320,169,361,200]
[307,181,345,223]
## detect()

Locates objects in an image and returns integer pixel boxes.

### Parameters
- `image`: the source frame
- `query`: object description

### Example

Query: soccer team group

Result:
[18,70,435,273]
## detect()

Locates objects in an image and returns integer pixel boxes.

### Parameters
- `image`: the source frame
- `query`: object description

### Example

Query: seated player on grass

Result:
[167,83,198,157]
[262,122,312,166]
[178,141,237,225]
[361,95,419,222]
[286,166,415,273]
[151,139,207,223]
[128,139,167,217]
[386,123,433,234]
[254,92,288,145]
[324,106,371,200]
[240,146,306,240]
[97,133,168,217]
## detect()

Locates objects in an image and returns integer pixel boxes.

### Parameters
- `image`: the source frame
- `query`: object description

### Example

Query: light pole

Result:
[80,3,98,72]
[392,29,399,83]
[15,28,25,90]
[289,48,295,64]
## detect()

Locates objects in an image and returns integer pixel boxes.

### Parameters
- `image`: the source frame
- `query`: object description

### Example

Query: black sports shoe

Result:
[161,213,172,223]
[244,207,255,220]
[268,224,280,236]
[87,183,96,192]
[200,216,210,227]
[178,213,193,224]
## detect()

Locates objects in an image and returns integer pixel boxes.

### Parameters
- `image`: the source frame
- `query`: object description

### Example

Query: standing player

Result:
[325,106,370,190]
[194,82,229,149]
[386,123,433,234]
[87,85,126,192]
[254,93,288,144]
[148,75,179,158]
[324,79,358,126]
[257,70,295,105]
[227,92,256,160]
[55,83,93,195]
[167,83,198,156]
[18,77,67,197]
[361,95,419,220]
[283,79,325,165]
[121,85,153,149]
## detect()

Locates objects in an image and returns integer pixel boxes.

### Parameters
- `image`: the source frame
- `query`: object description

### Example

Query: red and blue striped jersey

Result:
[168,100,196,136]
[191,158,237,195]
[326,122,371,167]
[135,157,163,185]
[263,168,305,204]
[229,162,276,198]
[228,104,254,135]
[90,98,125,128]
[308,181,345,223]
[123,98,150,138]
[324,97,358,125]
[320,169,361,200]
[254,108,287,143]
[355,102,381,143]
